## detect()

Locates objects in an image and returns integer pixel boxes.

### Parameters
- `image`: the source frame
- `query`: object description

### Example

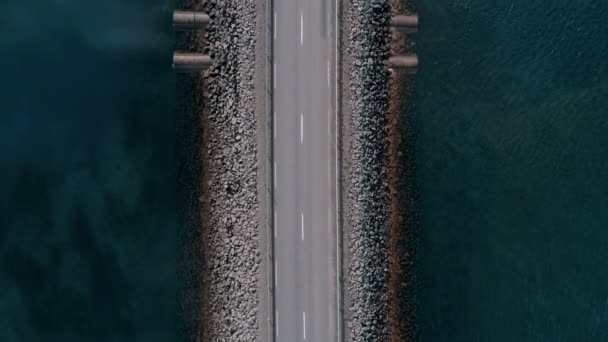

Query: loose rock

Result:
[346,0,391,341]
[201,0,260,341]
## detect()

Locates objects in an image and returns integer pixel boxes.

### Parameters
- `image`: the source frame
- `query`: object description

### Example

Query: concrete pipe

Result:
[173,53,213,72]
[387,55,418,74]
[390,14,418,33]
[173,11,210,30]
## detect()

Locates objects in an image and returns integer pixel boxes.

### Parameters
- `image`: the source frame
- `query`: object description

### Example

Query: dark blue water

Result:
[415,1,608,341]
[0,0,180,340]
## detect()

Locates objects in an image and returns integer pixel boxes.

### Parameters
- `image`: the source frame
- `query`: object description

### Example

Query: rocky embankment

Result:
[387,2,419,341]
[344,0,392,341]
[199,1,261,341]
[344,0,419,340]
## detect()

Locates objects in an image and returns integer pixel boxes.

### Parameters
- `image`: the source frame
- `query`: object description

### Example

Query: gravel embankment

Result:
[200,1,261,341]
[345,0,392,341]
[174,1,206,337]
[387,2,419,341]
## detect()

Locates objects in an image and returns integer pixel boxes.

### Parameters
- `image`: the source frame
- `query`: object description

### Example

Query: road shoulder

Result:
[254,0,272,341]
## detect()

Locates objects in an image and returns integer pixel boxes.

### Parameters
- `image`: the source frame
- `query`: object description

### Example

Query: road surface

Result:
[272,0,340,340]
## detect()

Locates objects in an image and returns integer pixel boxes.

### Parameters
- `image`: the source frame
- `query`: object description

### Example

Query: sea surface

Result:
[0,0,180,340]
[415,1,608,341]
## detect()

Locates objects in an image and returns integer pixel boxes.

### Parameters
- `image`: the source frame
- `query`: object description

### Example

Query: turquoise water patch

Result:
[415,1,608,340]
[0,0,179,340]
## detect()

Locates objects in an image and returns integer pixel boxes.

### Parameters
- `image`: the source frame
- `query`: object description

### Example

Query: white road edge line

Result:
[301,213,304,240]
[274,209,276,238]
[273,161,276,189]
[274,262,277,287]
[273,11,276,40]
[303,311,306,340]
[273,63,276,89]
[300,10,304,46]
[273,111,276,139]
[300,113,303,144]
[334,0,342,340]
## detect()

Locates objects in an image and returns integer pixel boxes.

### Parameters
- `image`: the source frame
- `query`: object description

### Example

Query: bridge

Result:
[171,5,418,341]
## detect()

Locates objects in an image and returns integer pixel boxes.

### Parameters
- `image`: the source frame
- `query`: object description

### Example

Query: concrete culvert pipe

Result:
[173,11,210,30]
[172,53,213,72]
[390,14,418,32]
[387,55,418,74]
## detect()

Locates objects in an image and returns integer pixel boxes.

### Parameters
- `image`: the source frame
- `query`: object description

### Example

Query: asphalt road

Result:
[272,0,339,340]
